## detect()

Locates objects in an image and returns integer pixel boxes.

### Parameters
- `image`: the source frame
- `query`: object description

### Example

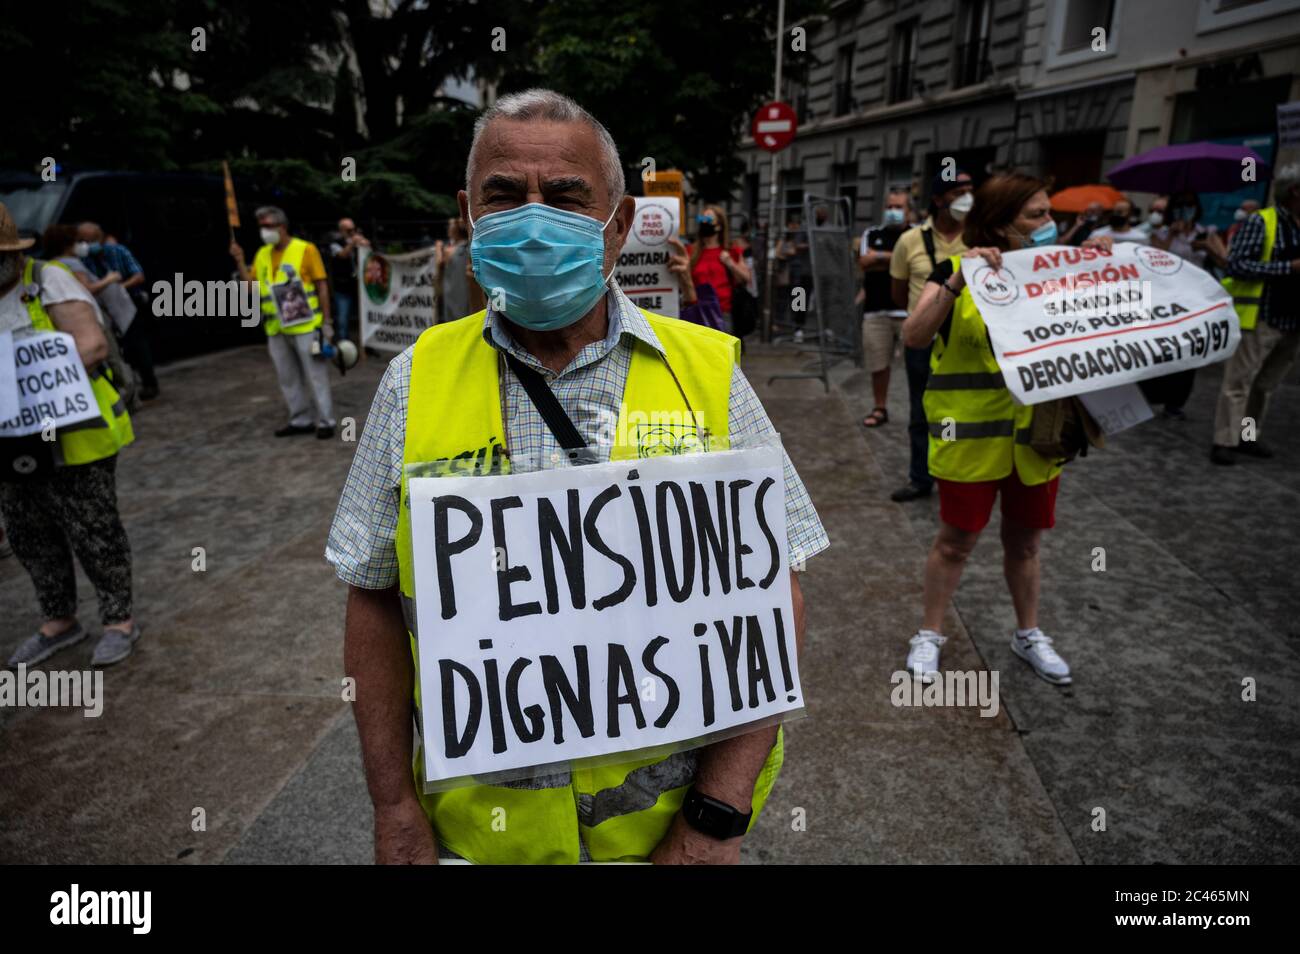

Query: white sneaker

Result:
[906,631,946,684]
[1010,628,1071,685]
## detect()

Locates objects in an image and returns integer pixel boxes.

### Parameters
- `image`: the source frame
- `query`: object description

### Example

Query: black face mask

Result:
[697,221,717,238]
[1109,215,1127,229]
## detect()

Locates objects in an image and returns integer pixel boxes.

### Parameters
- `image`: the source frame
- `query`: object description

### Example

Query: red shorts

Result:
[937,471,1060,533]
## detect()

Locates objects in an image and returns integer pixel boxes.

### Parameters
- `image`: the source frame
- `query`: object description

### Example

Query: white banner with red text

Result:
[959,242,1238,406]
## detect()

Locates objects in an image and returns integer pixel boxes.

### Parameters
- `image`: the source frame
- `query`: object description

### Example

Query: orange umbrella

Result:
[1050,184,1126,213]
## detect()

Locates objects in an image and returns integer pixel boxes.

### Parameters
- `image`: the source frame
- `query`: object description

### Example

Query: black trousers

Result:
[904,343,934,490]
[120,311,158,390]
[0,456,133,625]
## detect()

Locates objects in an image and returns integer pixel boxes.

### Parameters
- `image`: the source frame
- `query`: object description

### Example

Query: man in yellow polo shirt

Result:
[886,169,973,503]
[230,207,337,438]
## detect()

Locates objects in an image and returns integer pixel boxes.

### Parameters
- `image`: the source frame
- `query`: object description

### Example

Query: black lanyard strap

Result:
[503,352,600,466]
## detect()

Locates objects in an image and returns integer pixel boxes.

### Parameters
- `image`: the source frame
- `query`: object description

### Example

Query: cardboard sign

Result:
[359,246,437,353]
[408,446,802,789]
[643,169,685,236]
[0,330,101,437]
[615,197,681,318]
[961,243,1239,406]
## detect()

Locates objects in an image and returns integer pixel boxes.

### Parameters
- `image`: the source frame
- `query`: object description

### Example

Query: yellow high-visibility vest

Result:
[394,309,783,863]
[1221,206,1277,331]
[924,256,1062,485]
[253,238,323,336]
[18,258,133,466]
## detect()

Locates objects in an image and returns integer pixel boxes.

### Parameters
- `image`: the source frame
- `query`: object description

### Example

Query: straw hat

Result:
[0,202,35,252]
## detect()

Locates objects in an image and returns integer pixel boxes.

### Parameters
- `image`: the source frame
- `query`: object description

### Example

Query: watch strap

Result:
[681,787,752,840]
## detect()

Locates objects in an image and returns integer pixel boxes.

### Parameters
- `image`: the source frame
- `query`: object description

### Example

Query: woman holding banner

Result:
[0,203,140,669]
[899,174,1112,687]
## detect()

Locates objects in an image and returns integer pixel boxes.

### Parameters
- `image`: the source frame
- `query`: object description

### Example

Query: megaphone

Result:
[333,339,359,374]
[311,331,360,375]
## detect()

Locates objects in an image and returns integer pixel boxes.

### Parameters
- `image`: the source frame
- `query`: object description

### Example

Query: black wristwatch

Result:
[681,787,752,840]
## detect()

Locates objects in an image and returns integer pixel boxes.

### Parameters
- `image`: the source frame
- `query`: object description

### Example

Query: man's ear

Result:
[457,190,471,233]
[608,194,636,258]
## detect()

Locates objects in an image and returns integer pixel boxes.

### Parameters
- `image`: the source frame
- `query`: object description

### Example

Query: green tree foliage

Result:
[4,0,821,220]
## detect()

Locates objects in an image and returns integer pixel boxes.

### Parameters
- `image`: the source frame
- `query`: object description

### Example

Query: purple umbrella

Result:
[1105,141,1270,194]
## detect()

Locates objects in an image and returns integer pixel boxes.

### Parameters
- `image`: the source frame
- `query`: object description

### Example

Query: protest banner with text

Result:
[408,445,801,789]
[960,243,1239,406]
[359,247,438,353]
[0,330,101,437]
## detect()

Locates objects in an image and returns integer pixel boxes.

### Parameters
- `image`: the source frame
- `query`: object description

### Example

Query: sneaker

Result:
[890,482,933,503]
[274,424,315,438]
[7,622,87,667]
[1010,628,1071,685]
[1234,441,1274,460]
[315,425,336,440]
[1206,444,1237,467]
[1209,445,1236,466]
[906,630,946,684]
[91,623,141,667]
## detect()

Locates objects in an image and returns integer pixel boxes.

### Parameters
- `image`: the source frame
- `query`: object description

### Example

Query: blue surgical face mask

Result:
[1021,220,1058,248]
[883,208,905,225]
[469,202,618,331]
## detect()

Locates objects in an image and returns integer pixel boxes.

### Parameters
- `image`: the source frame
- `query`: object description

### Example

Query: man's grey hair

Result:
[466,88,626,209]
[255,206,288,226]
[1274,163,1300,203]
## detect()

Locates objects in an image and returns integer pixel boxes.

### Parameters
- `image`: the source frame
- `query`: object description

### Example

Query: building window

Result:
[954,0,993,88]
[889,20,919,104]
[1060,0,1114,53]
[834,45,855,117]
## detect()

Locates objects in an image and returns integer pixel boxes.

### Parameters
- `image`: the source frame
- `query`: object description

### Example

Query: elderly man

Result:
[328,217,370,343]
[1211,169,1300,465]
[230,207,337,438]
[77,221,159,400]
[326,89,828,865]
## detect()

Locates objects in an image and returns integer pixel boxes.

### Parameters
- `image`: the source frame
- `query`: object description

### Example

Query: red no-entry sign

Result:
[752,102,797,153]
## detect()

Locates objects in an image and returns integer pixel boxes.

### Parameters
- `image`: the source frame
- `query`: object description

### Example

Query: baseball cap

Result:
[929,169,973,202]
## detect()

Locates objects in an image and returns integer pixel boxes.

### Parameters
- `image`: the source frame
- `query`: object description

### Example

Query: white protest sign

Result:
[1078,383,1153,436]
[960,243,1239,406]
[359,246,437,353]
[0,330,100,437]
[408,445,801,789]
[0,331,17,425]
[615,197,680,318]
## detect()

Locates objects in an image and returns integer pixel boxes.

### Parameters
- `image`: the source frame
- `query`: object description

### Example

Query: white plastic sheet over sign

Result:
[0,330,100,437]
[960,243,1239,406]
[408,446,801,789]
[614,197,680,318]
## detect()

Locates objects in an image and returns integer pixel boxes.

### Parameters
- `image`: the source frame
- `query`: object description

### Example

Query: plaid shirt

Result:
[1227,207,1299,332]
[326,283,829,588]
[82,243,144,282]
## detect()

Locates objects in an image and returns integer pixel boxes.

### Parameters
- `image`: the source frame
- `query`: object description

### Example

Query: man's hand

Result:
[1081,234,1113,253]
[374,799,438,865]
[650,813,743,865]
[229,241,245,265]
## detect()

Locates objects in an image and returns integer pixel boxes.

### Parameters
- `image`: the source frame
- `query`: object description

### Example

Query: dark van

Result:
[0,171,277,362]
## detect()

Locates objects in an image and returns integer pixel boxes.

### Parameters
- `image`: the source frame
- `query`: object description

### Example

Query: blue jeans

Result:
[333,291,355,343]
[904,344,933,490]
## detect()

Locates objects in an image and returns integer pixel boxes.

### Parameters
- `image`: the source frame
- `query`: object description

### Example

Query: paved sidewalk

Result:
[1,339,1295,864]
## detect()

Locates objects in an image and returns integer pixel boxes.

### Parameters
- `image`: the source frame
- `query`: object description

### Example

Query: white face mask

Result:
[260,227,282,246]
[1148,211,1164,227]
[1234,208,1247,221]
[73,241,91,258]
[948,192,974,221]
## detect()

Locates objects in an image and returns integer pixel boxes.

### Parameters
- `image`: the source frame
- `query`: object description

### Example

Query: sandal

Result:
[862,407,889,428]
